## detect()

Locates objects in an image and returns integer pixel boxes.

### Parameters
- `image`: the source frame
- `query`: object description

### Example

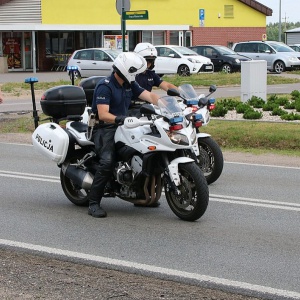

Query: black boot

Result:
[88,200,107,218]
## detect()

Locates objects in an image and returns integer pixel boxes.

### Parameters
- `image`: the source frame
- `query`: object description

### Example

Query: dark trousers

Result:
[88,125,117,205]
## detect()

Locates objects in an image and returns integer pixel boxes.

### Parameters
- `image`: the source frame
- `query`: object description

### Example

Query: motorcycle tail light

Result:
[194,121,202,128]
[208,98,216,111]
[169,124,183,131]
[208,103,216,111]
[192,106,198,112]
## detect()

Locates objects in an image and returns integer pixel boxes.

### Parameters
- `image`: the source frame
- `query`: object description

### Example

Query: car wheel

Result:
[177,65,190,76]
[273,61,285,74]
[221,63,232,73]
[69,70,81,80]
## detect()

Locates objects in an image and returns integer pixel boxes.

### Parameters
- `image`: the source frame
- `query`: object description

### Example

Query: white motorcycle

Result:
[168,84,224,185]
[79,77,223,185]
[31,84,209,221]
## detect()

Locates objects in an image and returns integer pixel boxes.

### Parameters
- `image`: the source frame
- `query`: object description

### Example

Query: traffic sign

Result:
[116,0,130,15]
[123,10,149,20]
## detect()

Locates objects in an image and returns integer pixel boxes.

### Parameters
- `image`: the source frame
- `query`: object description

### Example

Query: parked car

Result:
[189,45,251,73]
[154,45,214,76]
[289,44,300,52]
[232,41,300,74]
[67,48,121,79]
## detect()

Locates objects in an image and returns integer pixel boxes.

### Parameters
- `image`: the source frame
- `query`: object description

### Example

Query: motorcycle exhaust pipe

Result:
[62,164,94,190]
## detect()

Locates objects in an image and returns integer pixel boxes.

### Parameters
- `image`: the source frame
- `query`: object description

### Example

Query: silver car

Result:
[67,48,121,79]
[232,41,300,73]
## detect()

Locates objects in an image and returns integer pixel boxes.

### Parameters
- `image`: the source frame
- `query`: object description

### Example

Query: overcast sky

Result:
[258,0,299,24]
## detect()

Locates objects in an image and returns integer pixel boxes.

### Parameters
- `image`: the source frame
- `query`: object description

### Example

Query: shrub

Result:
[236,103,251,114]
[243,108,263,119]
[281,112,300,121]
[210,103,228,117]
[219,98,240,110]
[283,101,296,109]
[263,102,279,111]
[271,107,287,116]
[247,96,265,108]
[290,90,300,100]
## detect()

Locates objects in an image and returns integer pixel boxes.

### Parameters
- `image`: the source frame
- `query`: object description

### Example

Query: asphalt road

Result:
[1,71,300,114]
[0,142,300,299]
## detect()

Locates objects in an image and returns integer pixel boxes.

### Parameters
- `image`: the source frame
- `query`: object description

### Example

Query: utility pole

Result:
[278,0,282,41]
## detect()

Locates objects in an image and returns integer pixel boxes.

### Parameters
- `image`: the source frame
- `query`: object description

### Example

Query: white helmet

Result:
[113,52,147,84]
[134,42,157,59]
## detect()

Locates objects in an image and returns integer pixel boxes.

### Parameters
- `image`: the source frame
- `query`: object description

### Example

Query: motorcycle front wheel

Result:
[60,155,90,206]
[165,162,209,221]
[197,137,224,185]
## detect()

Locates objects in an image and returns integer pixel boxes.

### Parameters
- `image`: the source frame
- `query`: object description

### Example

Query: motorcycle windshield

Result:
[178,84,198,100]
[157,96,184,119]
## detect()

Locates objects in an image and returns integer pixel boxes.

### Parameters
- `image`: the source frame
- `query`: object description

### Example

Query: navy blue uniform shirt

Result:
[135,69,163,92]
[92,74,145,116]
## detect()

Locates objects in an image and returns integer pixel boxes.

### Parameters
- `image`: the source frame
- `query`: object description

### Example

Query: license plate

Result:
[205,65,213,69]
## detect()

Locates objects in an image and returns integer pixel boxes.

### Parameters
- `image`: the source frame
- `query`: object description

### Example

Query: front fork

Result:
[162,152,194,194]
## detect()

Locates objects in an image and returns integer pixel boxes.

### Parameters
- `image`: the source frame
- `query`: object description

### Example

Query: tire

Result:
[221,63,232,73]
[197,137,224,185]
[69,70,81,80]
[60,155,90,207]
[164,162,209,221]
[273,60,285,74]
[177,65,190,76]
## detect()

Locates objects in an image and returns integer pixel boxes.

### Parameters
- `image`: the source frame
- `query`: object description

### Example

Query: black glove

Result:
[115,115,127,125]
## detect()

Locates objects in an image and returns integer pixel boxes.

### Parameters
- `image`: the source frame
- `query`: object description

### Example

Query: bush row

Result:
[211,90,300,120]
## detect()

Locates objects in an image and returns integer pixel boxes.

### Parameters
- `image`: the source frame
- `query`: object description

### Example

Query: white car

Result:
[154,45,214,76]
[67,48,121,79]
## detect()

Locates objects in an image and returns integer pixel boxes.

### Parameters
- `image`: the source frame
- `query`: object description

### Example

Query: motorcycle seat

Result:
[70,121,88,133]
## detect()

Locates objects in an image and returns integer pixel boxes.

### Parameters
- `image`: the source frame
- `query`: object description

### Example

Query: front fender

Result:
[168,157,194,186]
[196,132,211,138]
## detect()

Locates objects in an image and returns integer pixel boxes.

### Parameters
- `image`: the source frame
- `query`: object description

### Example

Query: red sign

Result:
[3,38,21,68]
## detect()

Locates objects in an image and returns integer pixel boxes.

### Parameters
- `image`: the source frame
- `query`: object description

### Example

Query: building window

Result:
[224,5,234,18]
[170,31,179,45]
[142,31,164,45]
[46,32,74,54]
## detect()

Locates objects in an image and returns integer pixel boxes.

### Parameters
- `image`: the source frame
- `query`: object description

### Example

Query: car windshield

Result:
[105,49,121,59]
[173,46,198,56]
[157,96,184,118]
[215,46,236,55]
[267,42,294,53]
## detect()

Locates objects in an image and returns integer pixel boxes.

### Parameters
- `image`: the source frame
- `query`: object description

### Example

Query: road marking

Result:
[1,170,299,211]
[210,194,300,212]
[0,170,59,182]
[0,238,299,300]
[226,161,300,170]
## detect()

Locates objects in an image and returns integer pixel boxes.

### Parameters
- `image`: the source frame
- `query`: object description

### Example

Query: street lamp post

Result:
[278,0,282,41]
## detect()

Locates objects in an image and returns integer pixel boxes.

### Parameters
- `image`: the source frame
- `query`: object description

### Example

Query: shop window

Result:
[142,31,164,45]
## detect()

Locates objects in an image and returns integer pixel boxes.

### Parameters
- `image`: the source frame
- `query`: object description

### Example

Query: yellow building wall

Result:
[41,0,266,27]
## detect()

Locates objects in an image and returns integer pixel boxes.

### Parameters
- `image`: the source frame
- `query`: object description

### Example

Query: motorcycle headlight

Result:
[165,130,189,145]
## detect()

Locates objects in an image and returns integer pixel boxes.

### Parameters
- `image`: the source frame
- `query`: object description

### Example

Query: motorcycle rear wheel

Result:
[60,155,90,206]
[197,137,224,185]
[165,162,209,221]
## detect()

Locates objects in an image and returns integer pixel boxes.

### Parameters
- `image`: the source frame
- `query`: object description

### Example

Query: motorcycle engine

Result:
[115,162,134,186]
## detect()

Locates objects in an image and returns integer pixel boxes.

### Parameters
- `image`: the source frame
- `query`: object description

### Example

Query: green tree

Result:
[267,22,300,42]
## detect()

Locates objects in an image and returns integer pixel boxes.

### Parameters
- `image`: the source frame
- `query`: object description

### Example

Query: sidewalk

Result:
[0,71,70,83]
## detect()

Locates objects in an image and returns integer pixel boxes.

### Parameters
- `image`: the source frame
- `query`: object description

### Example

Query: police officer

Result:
[88,52,160,218]
[130,42,177,113]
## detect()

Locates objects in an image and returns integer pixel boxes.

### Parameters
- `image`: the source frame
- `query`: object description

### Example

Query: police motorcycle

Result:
[167,84,224,185]
[30,83,209,222]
